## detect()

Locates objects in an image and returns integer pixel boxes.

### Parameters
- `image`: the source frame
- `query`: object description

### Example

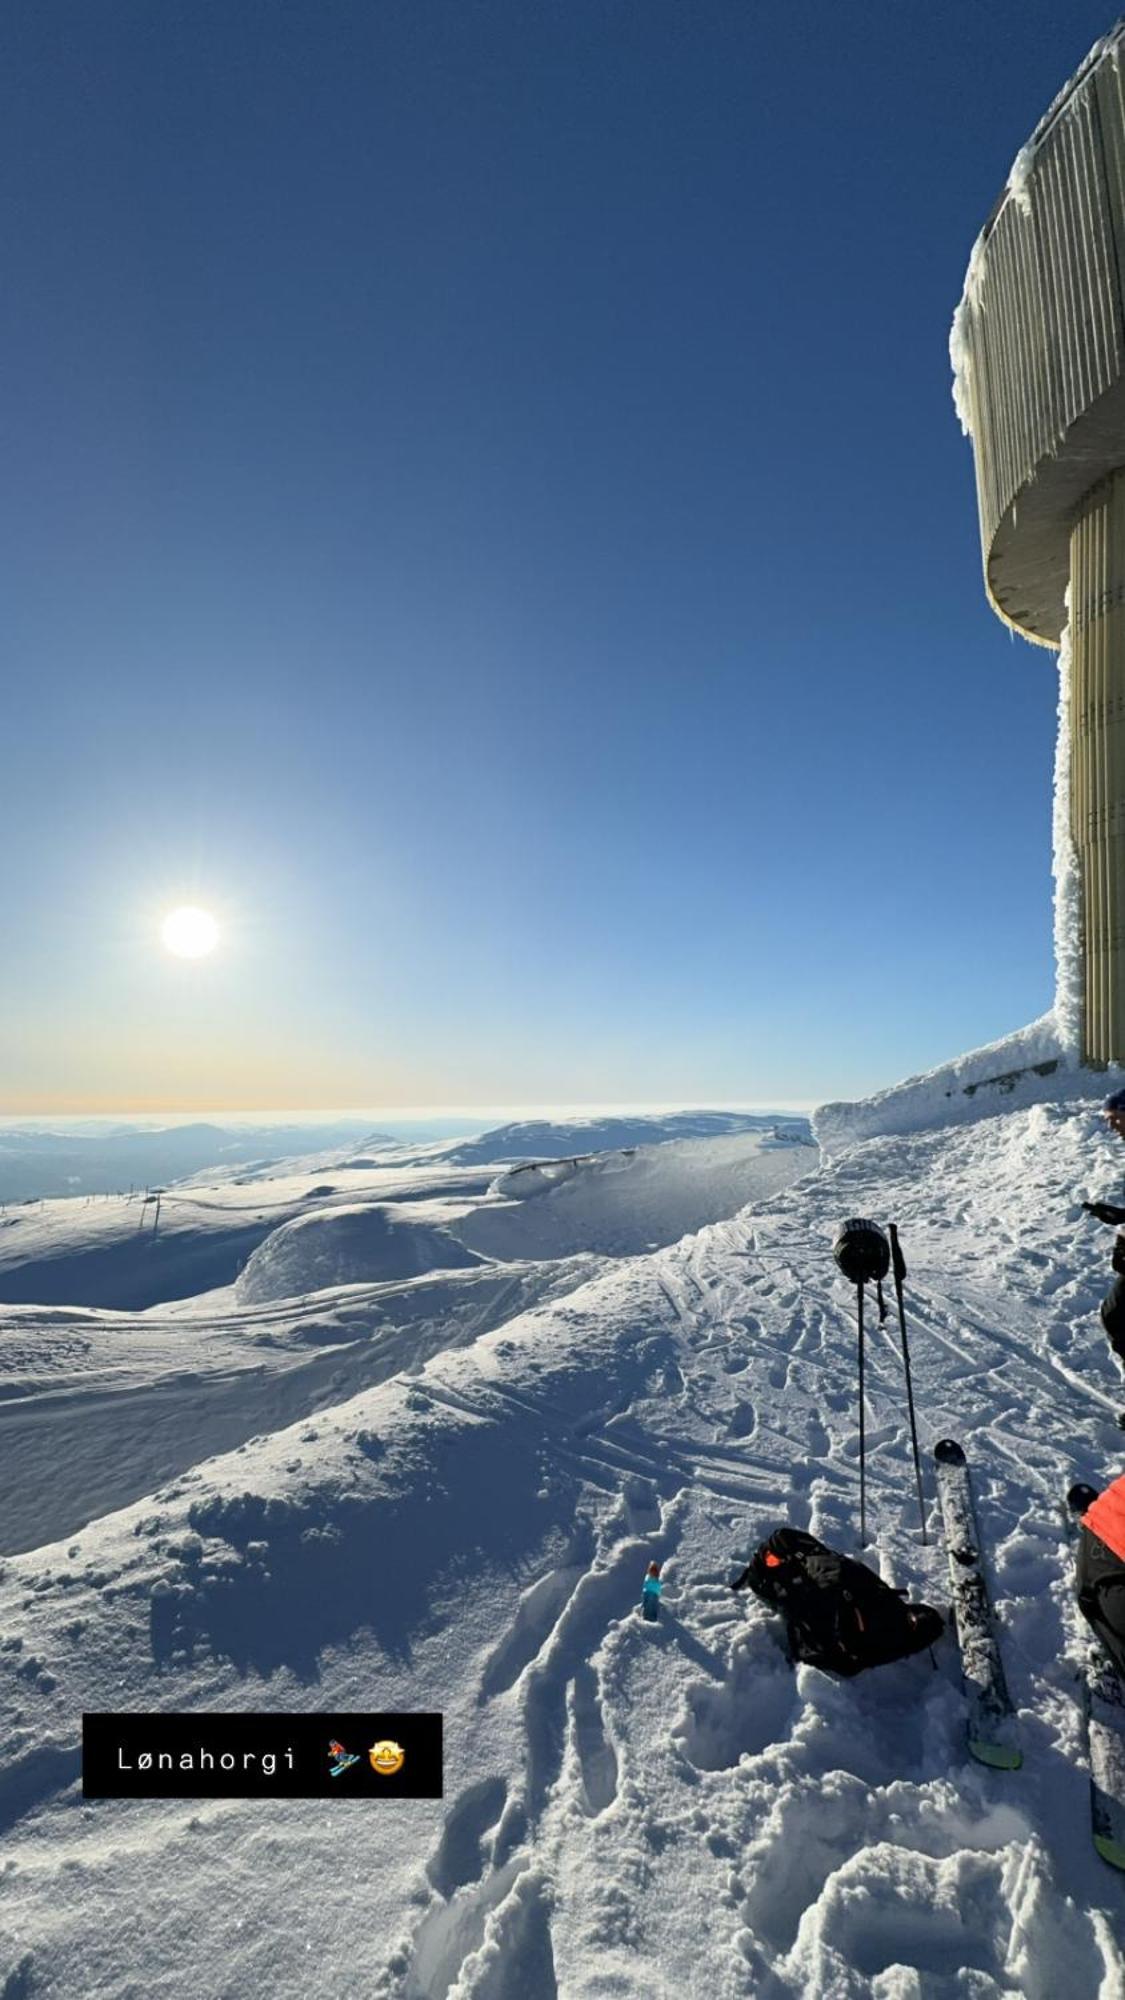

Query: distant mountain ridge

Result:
[0,1121,394,1203]
[445,1109,812,1165]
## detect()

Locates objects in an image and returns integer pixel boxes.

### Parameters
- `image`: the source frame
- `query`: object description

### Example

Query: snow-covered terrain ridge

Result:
[2,1094,1125,1994]
[444,1110,807,1165]
[813,1013,1099,1153]
[461,1131,813,1263]
[0,1160,498,1310]
[0,1118,397,1203]
[0,1121,810,1312]
[0,1123,810,1549]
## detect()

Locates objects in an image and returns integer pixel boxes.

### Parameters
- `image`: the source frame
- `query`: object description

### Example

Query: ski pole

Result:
[889,1223,927,1544]
[857,1279,867,1547]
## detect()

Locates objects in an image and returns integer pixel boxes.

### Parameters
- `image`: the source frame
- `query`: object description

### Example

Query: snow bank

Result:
[236,1201,483,1303]
[813,1015,1087,1153]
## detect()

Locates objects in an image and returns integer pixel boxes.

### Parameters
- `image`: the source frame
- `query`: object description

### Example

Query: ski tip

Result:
[934,1438,966,1466]
[1067,1482,1100,1514]
[1094,1831,1125,1871]
[969,1739,1022,1771]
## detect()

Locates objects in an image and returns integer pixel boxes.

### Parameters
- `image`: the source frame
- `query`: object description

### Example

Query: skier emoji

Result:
[328,1740,360,1777]
[641,1560,663,1622]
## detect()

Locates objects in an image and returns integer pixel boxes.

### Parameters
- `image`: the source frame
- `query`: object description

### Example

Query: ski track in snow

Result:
[2,1103,1125,1994]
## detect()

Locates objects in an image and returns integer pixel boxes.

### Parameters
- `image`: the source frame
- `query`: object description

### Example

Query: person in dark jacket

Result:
[1082,1088,1125,1414]
[1075,1475,1125,1679]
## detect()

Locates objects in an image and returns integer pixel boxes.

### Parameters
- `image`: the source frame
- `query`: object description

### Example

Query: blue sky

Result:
[2,1,1113,1111]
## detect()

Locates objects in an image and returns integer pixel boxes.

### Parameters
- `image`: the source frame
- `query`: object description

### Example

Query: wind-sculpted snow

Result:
[0,1256,605,1554]
[236,1201,484,1303]
[443,1109,810,1165]
[0,1160,499,1310]
[814,1014,1086,1153]
[458,1131,815,1263]
[2,1099,1125,1994]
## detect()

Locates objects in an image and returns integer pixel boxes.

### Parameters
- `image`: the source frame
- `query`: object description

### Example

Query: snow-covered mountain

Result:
[0,1119,397,1203]
[0,1117,811,1312]
[2,1091,1125,1994]
[444,1109,811,1165]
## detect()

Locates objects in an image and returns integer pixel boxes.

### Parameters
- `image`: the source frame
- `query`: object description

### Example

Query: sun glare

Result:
[161,906,219,958]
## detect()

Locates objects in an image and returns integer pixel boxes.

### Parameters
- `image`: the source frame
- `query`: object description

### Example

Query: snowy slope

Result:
[444,1110,810,1165]
[0,1161,500,1311]
[2,1095,1125,1995]
[0,1118,812,1312]
[458,1130,816,1262]
[0,1255,604,1557]
[0,1127,811,1552]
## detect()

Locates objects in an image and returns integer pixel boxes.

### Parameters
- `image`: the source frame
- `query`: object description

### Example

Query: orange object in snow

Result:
[1083,1474,1125,1565]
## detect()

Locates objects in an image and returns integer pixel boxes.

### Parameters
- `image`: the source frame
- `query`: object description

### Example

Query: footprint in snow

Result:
[621,1476,661,1533]
[571,1661,618,1816]
[426,1777,508,1899]
[675,1627,799,1772]
[805,1416,829,1456]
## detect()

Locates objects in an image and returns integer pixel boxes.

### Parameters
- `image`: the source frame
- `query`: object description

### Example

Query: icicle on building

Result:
[952,19,1125,1068]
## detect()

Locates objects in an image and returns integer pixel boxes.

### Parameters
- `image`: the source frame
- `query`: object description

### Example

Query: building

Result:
[953,19,1125,1065]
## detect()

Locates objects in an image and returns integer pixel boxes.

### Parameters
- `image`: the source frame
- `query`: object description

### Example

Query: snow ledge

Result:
[811,1013,1109,1153]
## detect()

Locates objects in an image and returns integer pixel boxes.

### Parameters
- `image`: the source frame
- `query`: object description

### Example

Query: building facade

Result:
[954,21,1125,1064]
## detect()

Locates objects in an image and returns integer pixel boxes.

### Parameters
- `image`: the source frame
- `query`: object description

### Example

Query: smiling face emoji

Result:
[368,1738,405,1776]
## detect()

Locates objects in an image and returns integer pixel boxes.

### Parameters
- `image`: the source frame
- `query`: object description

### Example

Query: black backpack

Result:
[733,1526,943,1677]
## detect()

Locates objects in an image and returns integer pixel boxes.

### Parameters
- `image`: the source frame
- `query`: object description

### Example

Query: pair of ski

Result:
[934,1438,1125,1871]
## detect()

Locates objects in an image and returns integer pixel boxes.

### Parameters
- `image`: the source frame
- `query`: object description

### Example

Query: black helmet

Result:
[833,1218,890,1287]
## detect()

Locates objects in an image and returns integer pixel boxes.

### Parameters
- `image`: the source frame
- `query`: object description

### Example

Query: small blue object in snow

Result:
[641,1562,662,1621]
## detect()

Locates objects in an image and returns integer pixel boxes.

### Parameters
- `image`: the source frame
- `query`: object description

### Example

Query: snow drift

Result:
[458,1130,816,1262]
[813,1015,1087,1154]
[236,1201,484,1303]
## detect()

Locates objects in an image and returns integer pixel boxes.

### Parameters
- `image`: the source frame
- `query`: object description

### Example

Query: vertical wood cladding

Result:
[960,48,1125,561]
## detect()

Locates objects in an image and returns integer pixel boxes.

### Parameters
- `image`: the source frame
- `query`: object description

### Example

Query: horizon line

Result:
[0,1098,821,1126]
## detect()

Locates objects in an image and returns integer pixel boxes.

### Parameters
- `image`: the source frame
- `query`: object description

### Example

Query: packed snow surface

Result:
[3,1098,1125,1995]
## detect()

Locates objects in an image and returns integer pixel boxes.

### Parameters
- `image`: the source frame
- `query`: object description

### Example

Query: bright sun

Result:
[161,906,219,958]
